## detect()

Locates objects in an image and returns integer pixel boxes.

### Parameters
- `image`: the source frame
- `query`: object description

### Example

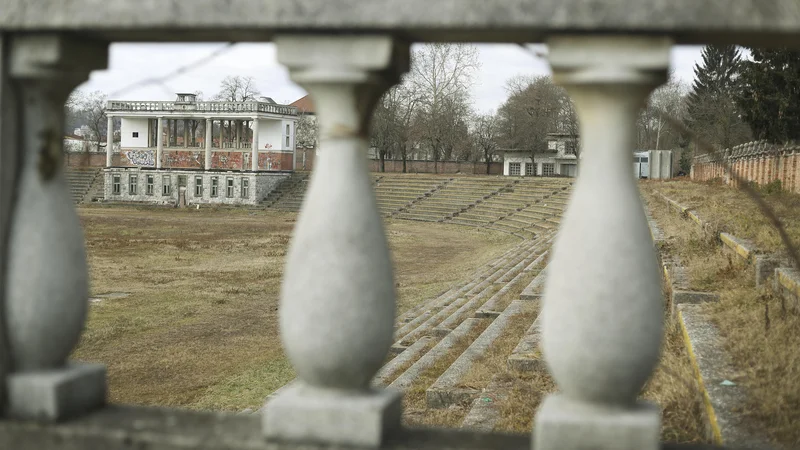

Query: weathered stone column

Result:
[4,34,108,421]
[156,117,164,168]
[205,118,212,170]
[105,115,113,167]
[535,36,671,450]
[183,119,189,148]
[251,117,259,171]
[265,35,408,447]
[235,119,241,149]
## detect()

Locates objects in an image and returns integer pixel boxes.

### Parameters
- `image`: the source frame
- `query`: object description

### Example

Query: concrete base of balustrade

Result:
[6,361,106,421]
[0,404,725,450]
[263,383,402,447]
[534,395,660,450]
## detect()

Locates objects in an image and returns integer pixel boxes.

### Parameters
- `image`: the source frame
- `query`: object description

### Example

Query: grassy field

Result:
[641,181,800,448]
[73,205,517,411]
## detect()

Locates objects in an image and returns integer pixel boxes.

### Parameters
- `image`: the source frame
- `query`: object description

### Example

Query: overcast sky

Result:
[79,43,703,114]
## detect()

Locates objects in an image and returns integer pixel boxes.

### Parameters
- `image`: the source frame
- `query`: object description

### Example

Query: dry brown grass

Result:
[642,182,800,448]
[640,179,800,254]
[73,205,517,411]
[643,320,709,443]
[456,303,539,391]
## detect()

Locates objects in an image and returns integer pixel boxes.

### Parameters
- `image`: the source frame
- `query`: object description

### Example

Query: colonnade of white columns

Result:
[105,116,262,171]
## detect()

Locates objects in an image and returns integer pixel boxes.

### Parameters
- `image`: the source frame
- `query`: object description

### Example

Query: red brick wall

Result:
[369,159,502,174]
[693,151,800,193]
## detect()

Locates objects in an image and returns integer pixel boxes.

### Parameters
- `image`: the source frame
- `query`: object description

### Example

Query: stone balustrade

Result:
[107,100,297,116]
[3,1,799,449]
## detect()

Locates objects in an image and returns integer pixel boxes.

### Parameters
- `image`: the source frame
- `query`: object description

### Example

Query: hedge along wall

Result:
[691,141,800,193]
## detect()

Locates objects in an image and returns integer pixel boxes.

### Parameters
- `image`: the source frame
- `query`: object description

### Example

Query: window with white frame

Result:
[241,177,249,198]
[286,135,290,147]
[542,163,555,176]
[146,174,154,195]
[194,176,203,197]
[132,132,139,138]
[129,174,138,195]
[162,175,171,196]
[226,177,234,198]
[211,176,219,197]
[525,162,535,176]
[509,162,521,176]
[112,174,121,195]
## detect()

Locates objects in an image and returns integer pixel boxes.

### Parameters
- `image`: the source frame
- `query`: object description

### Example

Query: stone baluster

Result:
[265,35,408,447]
[536,36,671,450]
[3,34,108,420]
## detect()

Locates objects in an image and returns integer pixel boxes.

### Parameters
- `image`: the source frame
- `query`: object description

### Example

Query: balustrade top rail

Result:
[1,0,800,45]
[106,100,297,116]
[694,141,800,163]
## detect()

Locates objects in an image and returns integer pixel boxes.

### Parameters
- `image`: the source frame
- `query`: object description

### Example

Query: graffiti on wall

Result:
[125,150,155,166]
[165,151,202,168]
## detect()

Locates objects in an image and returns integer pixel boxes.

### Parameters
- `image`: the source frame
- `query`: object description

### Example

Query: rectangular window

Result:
[286,124,290,135]
[211,177,219,197]
[542,163,555,177]
[129,174,138,195]
[509,162,521,176]
[241,177,249,198]
[286,136,290,147]
[162,175,172,196]
[226,177,234,198]
[525,162,535,176]
[112,174,121,195]
[132,131,139,138]
[194,176,203,197]
[146,174,154,195]
[641,157,649,163]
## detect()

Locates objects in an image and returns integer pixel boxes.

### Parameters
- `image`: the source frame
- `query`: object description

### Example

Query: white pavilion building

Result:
[103,93,298,205]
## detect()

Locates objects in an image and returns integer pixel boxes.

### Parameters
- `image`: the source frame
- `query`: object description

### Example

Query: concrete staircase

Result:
[261,172,310,210]
[65,167,103,204]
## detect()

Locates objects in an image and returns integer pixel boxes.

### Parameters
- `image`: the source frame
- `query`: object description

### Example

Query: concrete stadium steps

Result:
[65,168,103,204]
[374,176,451,217]
[375,234,552,408]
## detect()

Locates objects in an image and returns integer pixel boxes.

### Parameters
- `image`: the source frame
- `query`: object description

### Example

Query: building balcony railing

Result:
[2,1,799,449]
[106,100,298,116]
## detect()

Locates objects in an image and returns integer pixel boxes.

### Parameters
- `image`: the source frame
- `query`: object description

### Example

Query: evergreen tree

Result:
[737,48,800,143]
[685,45,751,150]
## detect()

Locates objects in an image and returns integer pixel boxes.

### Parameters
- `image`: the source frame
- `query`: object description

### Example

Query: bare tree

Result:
[213,75,261,102]
[407,43,480,172]
[295,110,318,150]
[473,113,499,174]
[637,79,689,150]
[73,90,109,152]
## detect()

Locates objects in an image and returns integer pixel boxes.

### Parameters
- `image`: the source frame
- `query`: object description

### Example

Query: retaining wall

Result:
[691,141,800,192]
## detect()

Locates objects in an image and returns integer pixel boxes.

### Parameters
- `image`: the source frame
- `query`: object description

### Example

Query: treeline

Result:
[369,44,800,175]
[369,44,579,174]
